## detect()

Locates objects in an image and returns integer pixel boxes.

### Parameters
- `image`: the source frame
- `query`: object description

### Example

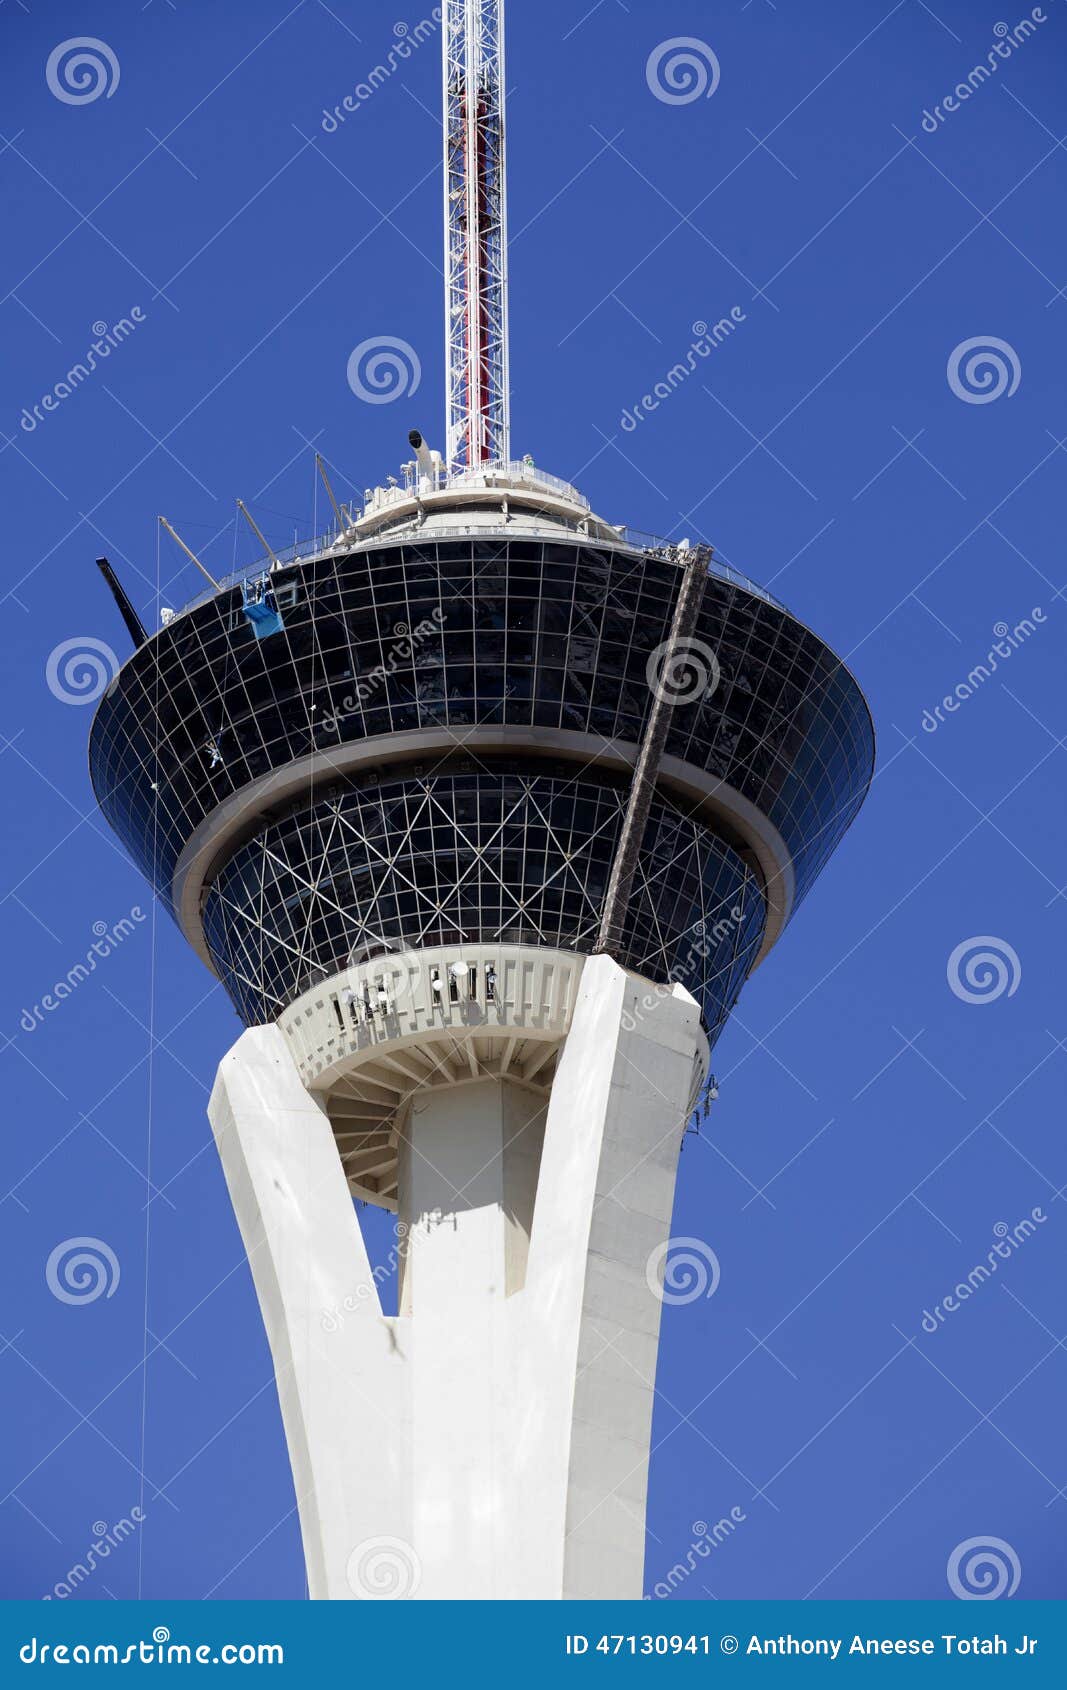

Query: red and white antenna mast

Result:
[443,0,510,468]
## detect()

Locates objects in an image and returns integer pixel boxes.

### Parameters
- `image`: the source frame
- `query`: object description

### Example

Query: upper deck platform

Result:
[170,456,787,625]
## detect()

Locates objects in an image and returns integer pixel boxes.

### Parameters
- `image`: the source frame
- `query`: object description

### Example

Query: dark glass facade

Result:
[89,532,873,1032]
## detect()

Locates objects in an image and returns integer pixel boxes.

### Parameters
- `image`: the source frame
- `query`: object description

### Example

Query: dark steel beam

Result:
[95,557,148,650]
[594,545,711,960]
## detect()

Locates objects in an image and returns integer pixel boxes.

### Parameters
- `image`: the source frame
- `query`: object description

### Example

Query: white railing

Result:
[387,457,589,509]
[445,459,589,509]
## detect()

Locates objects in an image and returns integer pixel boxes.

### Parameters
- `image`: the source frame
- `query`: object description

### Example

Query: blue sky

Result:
[0,0,1064,1602]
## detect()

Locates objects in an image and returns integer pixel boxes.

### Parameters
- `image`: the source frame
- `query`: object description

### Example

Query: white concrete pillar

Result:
[208,956,707,1600]
[398,1077,546,1598]
[208,1027,410,1600]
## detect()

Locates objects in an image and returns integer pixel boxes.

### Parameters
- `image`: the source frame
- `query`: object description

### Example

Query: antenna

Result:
[315,454,346,533]
[237,499,280,570]
[444,0,510,468]
[159,516,219,589]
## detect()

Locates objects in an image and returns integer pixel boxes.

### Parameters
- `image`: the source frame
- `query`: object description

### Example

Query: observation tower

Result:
[88,0,873,1600]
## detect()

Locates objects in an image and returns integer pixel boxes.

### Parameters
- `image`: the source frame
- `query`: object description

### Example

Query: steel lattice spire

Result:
[443,0,510,467]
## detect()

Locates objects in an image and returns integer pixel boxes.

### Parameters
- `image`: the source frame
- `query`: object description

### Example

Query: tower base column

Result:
[208,955,708,1599]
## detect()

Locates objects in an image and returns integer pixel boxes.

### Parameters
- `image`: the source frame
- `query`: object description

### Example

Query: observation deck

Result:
[89,457,874,1045]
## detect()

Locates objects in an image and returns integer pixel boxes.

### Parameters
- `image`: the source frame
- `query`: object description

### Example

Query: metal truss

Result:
[444,0,510,467]
[202,772,764,1033]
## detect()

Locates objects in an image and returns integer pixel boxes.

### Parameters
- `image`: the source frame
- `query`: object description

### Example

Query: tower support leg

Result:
[208,956,708,1599]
